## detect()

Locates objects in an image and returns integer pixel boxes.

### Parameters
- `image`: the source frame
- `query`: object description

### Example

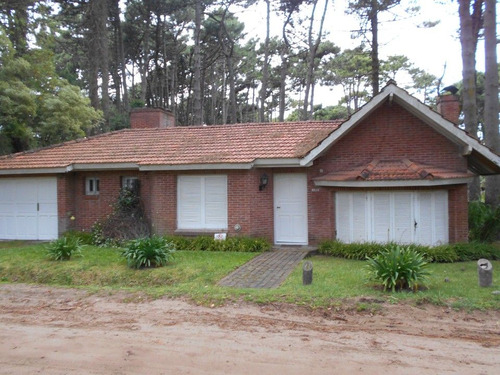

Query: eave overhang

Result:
[314,177,474,188]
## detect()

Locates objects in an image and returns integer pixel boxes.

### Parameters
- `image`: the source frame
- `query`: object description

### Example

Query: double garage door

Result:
[0,177,58,240]
[336,190,448,246]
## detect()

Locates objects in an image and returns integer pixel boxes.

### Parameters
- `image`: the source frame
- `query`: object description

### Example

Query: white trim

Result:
[0,167,70,175]
[300,83,500,170]
[140,163,253,171]
[315,177,473,188]
[72,163,139,170]
[85,177,100,195]
[253,158,304,167]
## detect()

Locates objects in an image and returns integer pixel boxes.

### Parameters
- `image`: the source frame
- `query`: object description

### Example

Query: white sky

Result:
[232,0,496,106]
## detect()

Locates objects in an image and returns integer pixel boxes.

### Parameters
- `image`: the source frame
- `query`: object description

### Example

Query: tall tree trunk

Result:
[3,0,31,56]
[227,56,237,124]
[193,0,203,125]
[259,0,270,123]
[96,0,109,127]
[278,47,288,122]
[140,3,151,104]
[302,0,328,120]
[370,0,379,95]
[483,0,500,207]
[115,0,129,112]
[458,0,483,201]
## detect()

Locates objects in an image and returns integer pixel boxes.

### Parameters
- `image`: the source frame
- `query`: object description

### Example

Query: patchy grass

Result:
[0,242,499,310]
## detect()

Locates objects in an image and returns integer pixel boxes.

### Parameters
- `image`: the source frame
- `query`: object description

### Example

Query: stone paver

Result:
[218,248,312,289]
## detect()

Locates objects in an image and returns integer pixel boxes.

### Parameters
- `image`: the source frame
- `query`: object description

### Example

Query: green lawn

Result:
[0,242,499,310]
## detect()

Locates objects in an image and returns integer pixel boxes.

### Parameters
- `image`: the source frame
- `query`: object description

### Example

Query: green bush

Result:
[62,230,93,245]
[469,201,500,242]
[46,237,82,261]
[163,235,271,252]
[318,241,389,260]
[122,236,175,269]
[366,245,430,292]
[451,242,500,261]
[319,240,499,263]
[421,245,459,263]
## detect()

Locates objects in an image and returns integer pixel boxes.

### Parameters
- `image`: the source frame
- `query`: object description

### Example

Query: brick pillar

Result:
[437,95,460,125]
[130,108,175,129]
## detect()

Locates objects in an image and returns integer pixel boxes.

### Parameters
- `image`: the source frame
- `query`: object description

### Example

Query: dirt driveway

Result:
[0,284,498,374]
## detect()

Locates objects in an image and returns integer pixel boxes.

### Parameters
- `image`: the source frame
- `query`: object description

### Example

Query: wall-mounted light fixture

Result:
[259,173,269,191]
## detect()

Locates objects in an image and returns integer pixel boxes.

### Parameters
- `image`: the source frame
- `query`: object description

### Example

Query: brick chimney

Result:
[436,95,460,125]
[130,108,175,129]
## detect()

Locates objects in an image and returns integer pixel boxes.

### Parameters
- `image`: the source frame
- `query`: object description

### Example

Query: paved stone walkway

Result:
[218,248,312,289]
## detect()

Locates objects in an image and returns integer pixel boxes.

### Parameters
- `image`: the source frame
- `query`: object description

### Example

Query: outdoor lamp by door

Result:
[259,173,269,191]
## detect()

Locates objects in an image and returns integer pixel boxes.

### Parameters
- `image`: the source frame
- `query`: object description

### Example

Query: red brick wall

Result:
[130,108,175,129]
[448,184,469,242]
[57,174,75,234]
[314,102,467,173]
[68,171,133,231]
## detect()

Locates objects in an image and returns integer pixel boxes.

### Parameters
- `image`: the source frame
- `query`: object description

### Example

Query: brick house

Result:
[1,82,499,245]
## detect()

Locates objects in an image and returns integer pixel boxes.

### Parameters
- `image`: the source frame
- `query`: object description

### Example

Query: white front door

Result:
[336,190,448,246]
[274,173,308,245]
[0,177,58,240]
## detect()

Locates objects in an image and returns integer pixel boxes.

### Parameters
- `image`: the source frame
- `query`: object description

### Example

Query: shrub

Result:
[92,187,150,246]
[421,245,459,263]
[366,245,430,292]
[469,201,500,243]
[318,241,387,260]
[162,235,271,252]
[451,242,500,261]
[46,237,82,261]
[62,230,93,245]
[318,240,499,263]
[122,236,175,269]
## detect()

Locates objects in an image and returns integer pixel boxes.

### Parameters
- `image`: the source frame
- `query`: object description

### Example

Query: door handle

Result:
[37,203,39,212]
[277,206,281,209]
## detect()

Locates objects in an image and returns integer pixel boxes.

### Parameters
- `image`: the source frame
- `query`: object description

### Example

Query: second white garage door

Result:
[336,190,448,246]
[0,177,58,240]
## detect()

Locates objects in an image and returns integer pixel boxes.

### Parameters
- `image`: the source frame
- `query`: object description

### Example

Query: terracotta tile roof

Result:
[0,121,341,170]
[315,159,474,182]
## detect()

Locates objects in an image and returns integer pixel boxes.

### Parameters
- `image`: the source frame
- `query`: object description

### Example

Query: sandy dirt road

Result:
[0,284,499,374]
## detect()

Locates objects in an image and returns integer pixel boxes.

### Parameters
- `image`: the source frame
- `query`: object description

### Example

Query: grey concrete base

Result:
[218,248,312,289]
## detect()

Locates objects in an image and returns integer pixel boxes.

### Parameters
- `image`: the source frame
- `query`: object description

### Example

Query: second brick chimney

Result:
[130,108,175,129]
[436,95,460,125]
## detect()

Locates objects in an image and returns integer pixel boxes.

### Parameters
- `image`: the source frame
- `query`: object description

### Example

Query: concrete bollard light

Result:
[303,260,313,285]
[477,259,493,287]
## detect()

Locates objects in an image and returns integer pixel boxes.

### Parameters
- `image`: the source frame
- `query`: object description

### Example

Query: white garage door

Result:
[336,190,448,246]
[0,177,58,240]
[177,175,227,230]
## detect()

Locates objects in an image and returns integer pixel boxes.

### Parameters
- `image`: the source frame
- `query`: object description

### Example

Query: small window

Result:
[122,177,139,192]
[85,177,100,195]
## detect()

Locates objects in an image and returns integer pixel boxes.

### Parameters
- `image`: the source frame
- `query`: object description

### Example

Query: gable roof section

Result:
[300,82,500,175]
[0,121,340,174]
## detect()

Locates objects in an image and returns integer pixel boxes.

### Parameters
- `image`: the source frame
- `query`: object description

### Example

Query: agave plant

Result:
[122,236,175,269]
[366,245,430,292]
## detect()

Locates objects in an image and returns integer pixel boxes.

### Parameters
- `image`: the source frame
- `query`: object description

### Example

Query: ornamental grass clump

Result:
[46,237,82,261]
[122,236,175,269]
[366,245,430,292]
